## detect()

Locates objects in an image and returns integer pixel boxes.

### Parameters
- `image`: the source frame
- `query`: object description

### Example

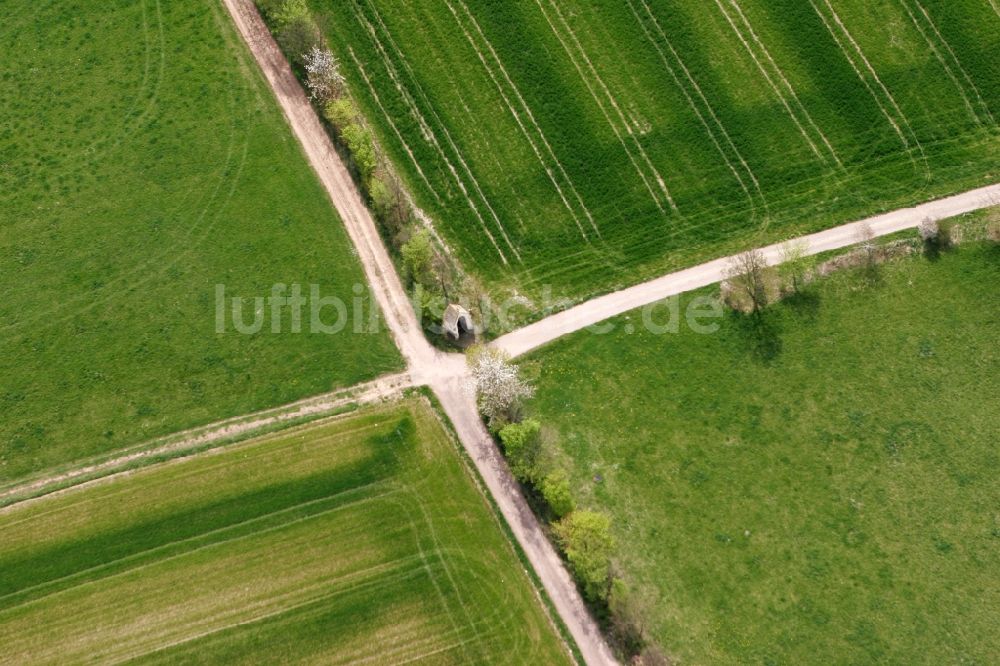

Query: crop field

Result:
[315,0,1000,299]
[0,1,402,482]
[523,239,1000,662]
[0,399,571,664]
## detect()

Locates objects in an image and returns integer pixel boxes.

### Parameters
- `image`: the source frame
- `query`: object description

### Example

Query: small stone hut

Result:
[442,304,473,339]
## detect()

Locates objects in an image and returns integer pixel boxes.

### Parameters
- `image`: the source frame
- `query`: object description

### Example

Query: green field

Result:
[316,0,999,299]
[0,399,571,664]
[0,1,402,482]
[523,239,1000,663]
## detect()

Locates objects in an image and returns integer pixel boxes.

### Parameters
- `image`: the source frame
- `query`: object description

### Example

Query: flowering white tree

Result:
[467,347,534,426]
[918,217,940,242]
[302,47,345,102]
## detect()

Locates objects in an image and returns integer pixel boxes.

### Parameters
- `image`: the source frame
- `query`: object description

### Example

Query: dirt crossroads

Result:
[7,0,994,662]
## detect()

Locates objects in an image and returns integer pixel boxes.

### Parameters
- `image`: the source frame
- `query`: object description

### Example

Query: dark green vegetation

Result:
[0,0,402,482]
[0,400,571,664]
[315,0,999,300]
[524,240,1000,663]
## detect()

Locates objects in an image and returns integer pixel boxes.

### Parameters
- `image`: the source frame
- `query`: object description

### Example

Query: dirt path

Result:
[0,372,413,509]
[220,1,619,664]
[494,183,1000,358]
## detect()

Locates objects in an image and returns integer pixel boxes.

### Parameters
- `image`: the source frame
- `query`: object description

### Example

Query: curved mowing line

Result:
[545,0,678,211]
[627,0,761,218]
[721,0,843,167]
[450,0,601,240]
[356,0,523,264]
[349,4,513,265]
[989,0,1000,20]
[347,48,442,205]
[911,0,995,124]
[532,0,675,215]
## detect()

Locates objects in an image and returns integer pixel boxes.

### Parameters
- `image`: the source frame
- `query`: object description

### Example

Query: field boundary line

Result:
[355,0,523,263]
[446,0,599,241]
[0,372,414,509]
[493,182,1000,358]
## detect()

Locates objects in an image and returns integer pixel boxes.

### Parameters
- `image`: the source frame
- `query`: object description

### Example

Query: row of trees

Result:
[467,348,666,664]
[721,218,966,315]
[258,0,465,335]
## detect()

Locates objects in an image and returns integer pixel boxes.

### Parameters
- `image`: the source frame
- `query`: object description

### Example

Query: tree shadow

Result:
[726,310,783,364]
[783,288,821,322]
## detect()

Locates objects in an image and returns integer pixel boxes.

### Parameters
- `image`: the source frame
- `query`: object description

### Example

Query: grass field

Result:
[0,1,402,482]
[523,237,1000,663]
[315,0,999,300]
[0,399,571,664]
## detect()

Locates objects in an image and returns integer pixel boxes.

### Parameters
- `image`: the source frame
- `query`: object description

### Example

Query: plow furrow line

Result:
[912,0,994,124]
[545,0,677,211]
[443,0,595,243]
[809,0,923,172]
[627,0,756,212]
[533,0,676,214]
[898,0,982,126]
[358,0,522,262]
[631,0,763,210]
[817,0,926,163]
[457,0,600,238]
[723,0,842,167]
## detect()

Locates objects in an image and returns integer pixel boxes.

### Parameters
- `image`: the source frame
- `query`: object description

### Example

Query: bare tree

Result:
[918,217,939,243]
[856,221,880,279]
[725,248,769,314]
[779,239,809,293]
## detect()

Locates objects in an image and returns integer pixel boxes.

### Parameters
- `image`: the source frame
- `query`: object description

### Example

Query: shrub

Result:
[989,218,1000,243]
[277,15,321,62]
[498,419,541,482]
[540,468,574,517]
[302,47,345,102]
[554,510,615,601]
[259,0,308,27]
[340,123,377,180]
[324,98,359,130]
[401,229,434,287]
[468,347,534,428]
[370,175,411,237]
